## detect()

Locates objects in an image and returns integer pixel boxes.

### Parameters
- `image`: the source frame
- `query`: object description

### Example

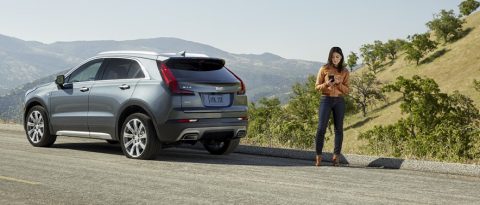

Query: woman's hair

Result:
[327,46,345,72]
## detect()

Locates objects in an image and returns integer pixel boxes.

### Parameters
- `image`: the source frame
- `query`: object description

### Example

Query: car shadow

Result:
[52,142,405,169]
[51,142,315,167]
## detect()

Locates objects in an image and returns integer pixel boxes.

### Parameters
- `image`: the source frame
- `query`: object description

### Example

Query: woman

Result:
[314,46,350,166]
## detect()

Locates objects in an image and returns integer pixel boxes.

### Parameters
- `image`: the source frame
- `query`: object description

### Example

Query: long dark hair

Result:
[327,46,345,72]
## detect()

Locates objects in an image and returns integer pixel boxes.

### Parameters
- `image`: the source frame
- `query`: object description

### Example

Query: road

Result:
[1,124,480,205]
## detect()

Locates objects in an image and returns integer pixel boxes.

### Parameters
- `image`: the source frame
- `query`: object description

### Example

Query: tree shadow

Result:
[367,157,405,169]
[330,154,405,169]
[451,27,473,43]
[370,97,402,113]
[344,115,379,131]
[420,48,449,64]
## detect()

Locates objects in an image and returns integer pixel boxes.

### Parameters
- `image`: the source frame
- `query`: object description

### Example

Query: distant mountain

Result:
[0,73,61,122]
[0,34,323,98]
[0,34,323,122]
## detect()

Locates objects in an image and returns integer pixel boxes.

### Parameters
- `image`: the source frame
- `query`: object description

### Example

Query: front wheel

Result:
[24,106,56,147]
[202,138,240,155]
[120,113,161,160]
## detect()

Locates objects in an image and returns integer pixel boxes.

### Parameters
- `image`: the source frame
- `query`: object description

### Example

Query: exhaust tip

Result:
[182,133,199,140]
[236,130,246,138]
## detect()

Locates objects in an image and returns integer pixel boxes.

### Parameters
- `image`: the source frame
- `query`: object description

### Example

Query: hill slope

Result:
[337,11,480,155]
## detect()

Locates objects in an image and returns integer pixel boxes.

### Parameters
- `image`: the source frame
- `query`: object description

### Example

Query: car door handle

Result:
[119,84,130,90]
[80,87,90,92]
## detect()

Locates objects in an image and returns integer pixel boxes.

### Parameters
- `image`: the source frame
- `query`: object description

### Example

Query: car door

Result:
[88,58,145,138]
[49,59,104,134]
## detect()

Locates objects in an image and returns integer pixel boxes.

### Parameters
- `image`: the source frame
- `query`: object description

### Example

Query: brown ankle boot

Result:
[332,154,339,166]
[315,155,322,166]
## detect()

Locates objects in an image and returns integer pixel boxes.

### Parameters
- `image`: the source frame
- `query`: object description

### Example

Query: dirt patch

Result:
[0,123,24,132]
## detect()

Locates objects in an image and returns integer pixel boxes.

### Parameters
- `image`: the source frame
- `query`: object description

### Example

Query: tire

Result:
[202,138,240,155]
[106,140,119,144]
[24,105,57,147]
[120,113,161,160]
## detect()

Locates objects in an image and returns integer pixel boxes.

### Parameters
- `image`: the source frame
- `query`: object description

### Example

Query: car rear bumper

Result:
[155,117,247,143]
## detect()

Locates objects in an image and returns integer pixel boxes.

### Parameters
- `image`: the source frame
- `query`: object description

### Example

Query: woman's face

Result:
[332,52,342,66]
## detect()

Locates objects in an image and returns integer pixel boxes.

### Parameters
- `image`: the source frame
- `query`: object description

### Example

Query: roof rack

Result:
[158,51,209,58]
[98,50,209,58]
[98,50,160,56]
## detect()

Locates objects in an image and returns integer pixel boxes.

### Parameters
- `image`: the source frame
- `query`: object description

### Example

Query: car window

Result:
[165,58,237,83]
[101,59,145,80]
[67,59,103,83]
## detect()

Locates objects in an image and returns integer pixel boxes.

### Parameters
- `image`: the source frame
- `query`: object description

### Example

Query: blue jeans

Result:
[315,96,345,155]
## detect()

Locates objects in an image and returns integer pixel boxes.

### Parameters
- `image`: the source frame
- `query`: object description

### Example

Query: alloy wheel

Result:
[26,111,44,143]
[123,118,147,157]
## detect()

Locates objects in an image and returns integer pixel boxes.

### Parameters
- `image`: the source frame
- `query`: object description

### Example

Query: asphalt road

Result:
[1,124,480,205]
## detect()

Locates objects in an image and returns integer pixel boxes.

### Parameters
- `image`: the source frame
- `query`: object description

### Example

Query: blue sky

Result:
[0,0,466,61]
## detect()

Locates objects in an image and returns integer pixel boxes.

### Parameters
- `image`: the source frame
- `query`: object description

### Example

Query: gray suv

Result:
[23,51,248,159]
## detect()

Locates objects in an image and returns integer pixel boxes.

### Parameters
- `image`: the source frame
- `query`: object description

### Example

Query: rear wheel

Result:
[24,106,56,147]
[120,113,161,160]
[202,138,240,155]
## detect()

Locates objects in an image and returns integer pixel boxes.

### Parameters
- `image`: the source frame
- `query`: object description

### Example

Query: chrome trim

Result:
[56,130,113,140]
[182,108,247,113]
[175,126,247,141]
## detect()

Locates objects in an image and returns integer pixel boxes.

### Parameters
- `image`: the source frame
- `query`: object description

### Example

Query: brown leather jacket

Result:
[315,65,350,97]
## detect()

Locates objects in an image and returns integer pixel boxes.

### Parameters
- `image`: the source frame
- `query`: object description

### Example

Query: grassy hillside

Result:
[324,11,480,156]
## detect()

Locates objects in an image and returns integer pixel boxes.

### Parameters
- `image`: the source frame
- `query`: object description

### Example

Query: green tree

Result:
[426,10,465,43]
[360,41,386,74]
[384,39,406,61]
[280,76,323,148]
[349,72,385,117]
[404,33,438,65]
[346,52,359,72]
[474,79,480,91]
[246,97,282,146]
[361,76,480,161]
[459,0,480,16]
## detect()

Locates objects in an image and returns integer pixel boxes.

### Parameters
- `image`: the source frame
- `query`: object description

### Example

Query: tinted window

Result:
[166,58,238,83]
[67,59,103,83]
[101,59,145,80]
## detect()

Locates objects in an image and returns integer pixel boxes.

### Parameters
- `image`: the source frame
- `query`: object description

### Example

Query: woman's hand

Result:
[334,76,343,85]
[326,80,335,90]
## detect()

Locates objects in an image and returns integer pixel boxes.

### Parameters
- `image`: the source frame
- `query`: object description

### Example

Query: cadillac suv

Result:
[23,51,248,159]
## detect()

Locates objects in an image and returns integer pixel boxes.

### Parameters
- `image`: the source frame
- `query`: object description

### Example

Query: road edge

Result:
[186,143,480,177]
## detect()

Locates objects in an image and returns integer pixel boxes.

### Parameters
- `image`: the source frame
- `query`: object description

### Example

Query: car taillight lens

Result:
[157,61,194,95]
[176,119,198,123]
[225,68,246,95]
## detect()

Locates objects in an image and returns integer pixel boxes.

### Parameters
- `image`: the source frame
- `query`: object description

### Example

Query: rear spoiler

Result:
[163,58,225,71]
[157,51,209,60]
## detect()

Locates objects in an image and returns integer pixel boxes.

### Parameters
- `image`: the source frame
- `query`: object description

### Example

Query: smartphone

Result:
[328,75,335,83]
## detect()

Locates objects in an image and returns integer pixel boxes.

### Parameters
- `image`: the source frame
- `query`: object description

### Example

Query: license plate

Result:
[202,94,230,107]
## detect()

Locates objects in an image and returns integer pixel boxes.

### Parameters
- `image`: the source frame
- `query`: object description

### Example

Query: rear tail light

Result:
[237,117,248,121]
[176,119,198,123]
[225,68,246,95]
[157,61,194,95]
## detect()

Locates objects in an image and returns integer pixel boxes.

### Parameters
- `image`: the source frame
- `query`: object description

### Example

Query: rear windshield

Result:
[165,58,238,83]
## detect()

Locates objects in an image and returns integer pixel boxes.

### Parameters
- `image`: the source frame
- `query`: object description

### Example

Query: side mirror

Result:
[55,75,65,86]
